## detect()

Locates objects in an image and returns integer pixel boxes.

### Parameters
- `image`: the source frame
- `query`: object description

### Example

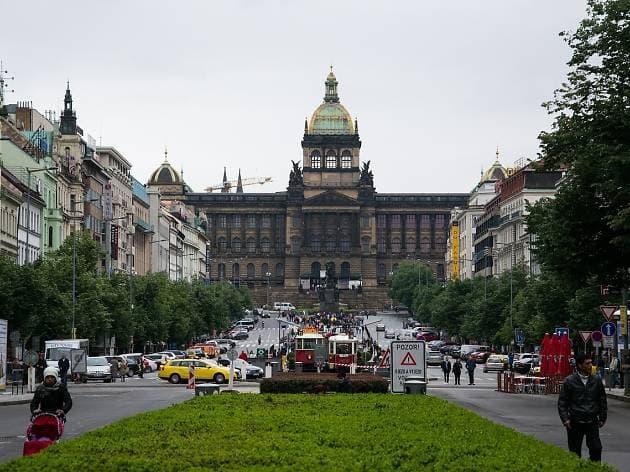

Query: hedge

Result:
[260,372,388,393]
[1,395,612,471]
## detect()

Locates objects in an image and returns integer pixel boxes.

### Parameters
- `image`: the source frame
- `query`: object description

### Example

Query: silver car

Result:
[483,355,507,373]
[426,350,443,366]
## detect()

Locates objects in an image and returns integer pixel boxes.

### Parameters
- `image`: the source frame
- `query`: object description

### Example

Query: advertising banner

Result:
[0,319,7,391]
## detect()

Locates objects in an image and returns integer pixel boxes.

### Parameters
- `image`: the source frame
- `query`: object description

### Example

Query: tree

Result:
[529,0,630,291]
[388,261,433,313]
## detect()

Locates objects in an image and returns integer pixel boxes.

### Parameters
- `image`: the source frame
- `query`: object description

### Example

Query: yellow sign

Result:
[621,305,627,337]
[303,326,319,334]
[451,223,459,280]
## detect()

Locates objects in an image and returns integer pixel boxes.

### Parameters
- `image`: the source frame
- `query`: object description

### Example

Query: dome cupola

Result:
[307,67,355,135]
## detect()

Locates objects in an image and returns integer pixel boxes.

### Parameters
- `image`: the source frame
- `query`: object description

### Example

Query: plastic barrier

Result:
[187,365,195,390]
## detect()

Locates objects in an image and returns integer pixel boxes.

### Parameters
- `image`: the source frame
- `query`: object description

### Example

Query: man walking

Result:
[452,359,462,385]
[57,354,70,386]
[465,357,476,385]
[609,354,620,388]
[441,357,451,383]
[558,353,607,462]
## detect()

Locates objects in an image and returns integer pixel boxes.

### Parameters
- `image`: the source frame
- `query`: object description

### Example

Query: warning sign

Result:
[378,348,390,368]
[390,341,426,393]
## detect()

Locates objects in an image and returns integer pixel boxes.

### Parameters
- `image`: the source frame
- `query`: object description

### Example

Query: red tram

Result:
[294,328,358,372]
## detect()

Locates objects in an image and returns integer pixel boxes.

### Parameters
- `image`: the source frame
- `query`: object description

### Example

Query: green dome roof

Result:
[307,68,356,135]
[309,102,355,135]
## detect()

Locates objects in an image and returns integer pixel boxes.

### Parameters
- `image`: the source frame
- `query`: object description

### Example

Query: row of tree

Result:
[390,0,630,348]
[0,234,251,352]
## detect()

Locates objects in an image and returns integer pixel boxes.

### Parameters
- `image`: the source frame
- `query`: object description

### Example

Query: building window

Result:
[377,238,386,254]
[325,150,337,169]
[275,263,284,278]
[377,215,386,229]
[361,215,370,228]
[232,238,241,253]
[420,237,430,254]
[247,238,256,253]
[311,151,321,169]
[340,235,350,253]
[435,235,445,252]
[361,237,371,253]
[325,236,335,252]
[247,263,255,278]
[218,237,227,252]
[218,263,226,279]
[48,226,53,247]
[391,215,401,229]
[406,214,416,228]
[391,237,401,253]
[406,237,416,254]
[232,263,240,278]
[232,214,241,228]
[341,151,352,169]
[340,262,350,278]
[261,238,271,253]
[377,263,386,279]
[247,214,256,228]
[218,215,227,228]
[420,215,431,229]
[275,238,284,254]
[311,235,321,252]
[311,262,321,278]
[262,215,271,228]
[261,263,269,277]
[435,214,446,228]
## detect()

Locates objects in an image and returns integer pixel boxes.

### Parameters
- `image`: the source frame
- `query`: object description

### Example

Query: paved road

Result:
[429,378,630,471]
[0,375,192,463]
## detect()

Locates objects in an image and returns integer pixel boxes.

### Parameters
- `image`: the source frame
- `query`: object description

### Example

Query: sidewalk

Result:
[0,391,33,406]
[606,387,630,403]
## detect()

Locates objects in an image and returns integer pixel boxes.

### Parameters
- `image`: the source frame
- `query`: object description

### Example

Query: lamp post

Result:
[491,242,514,334]
[24,166,57,264]
[266,271,271,309]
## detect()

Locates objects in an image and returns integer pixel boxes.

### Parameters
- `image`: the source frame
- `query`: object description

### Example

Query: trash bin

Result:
[404,378,427,395]
[257,348,268,359]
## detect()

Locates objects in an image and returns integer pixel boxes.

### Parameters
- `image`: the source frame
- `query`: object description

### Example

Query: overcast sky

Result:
[4,1,587,194]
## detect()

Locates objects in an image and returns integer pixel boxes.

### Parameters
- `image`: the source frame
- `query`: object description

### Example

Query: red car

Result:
[469,351,492,364]
[416,331,438,342]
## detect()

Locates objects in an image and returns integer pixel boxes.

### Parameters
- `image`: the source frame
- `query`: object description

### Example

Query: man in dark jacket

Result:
[57,354,70,385]
[30,367,72,416]
[34,353,47,384]
[558,353,607,461]
[465,358,476,385]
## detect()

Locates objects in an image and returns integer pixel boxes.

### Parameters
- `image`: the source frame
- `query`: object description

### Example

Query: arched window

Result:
[420,237,430,254]
[435,236,445,252]
[340,235,350,253]
[341,151,352,169]
[218,237,227,252]
[261,238,271,253]
[247,263,255,278]
[377,238,386,254]
[311,261,321,278]
[275,238,284,254]
[232,263,240,277]
[48,226,53,247]
[325,261,335,277]
[406,237,415,255]
[437,264,445,281]
[340,262,350,279]
[391,238,401,253]
[325,150,337,169]
[218,263,226,279]
[310,151,321,169]
[247,238,256,253]
[232,238,241,253]
[377,263,386,279]
[261,263,269,277]
[311,235,321,252]
[361,236,371,253]
[275,263,284,278]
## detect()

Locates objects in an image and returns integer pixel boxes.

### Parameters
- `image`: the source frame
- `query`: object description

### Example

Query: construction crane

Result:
[205,167,272,193]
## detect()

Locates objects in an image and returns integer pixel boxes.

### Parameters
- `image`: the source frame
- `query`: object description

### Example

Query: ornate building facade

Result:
[148,71,469,307]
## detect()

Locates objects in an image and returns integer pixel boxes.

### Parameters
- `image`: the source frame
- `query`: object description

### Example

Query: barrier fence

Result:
[496,372,564,395]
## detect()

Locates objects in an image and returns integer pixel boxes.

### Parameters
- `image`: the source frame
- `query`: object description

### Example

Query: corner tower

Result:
[301,68,361,198]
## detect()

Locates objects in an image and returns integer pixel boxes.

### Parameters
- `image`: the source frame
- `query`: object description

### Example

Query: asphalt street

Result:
[0,375,192,463]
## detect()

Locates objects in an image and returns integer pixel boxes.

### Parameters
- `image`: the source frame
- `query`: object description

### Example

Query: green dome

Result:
[309,102,355,135]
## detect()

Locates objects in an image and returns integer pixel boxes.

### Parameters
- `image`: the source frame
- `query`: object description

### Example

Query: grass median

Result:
[2,394,613,471]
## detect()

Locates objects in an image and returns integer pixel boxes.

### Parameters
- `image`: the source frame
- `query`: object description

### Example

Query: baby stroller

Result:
[23,412,65,456]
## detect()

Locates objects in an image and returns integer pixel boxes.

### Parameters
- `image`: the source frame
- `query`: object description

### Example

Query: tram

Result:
[294,327,326,371]
[327,334,358,371]
[294,328,358,372]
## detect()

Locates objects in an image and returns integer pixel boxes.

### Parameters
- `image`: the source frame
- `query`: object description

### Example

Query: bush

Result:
[2,395,612,471]
[260,373,388,393]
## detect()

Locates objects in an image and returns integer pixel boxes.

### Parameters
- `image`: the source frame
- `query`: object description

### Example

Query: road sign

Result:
[23,350,38,366]
[591,331,603,342]
[514,328,524,345]
[227,349,238,361]
[592,341,602,348]
[555,327,569,337]
[390,341,426,393]
[603,336,614,349]
[579,331,592,343]
[601,322,616,337]
[600,305,618,321]
[378,348,390,368]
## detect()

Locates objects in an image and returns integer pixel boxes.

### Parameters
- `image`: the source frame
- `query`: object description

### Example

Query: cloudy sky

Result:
[4,1,587,194]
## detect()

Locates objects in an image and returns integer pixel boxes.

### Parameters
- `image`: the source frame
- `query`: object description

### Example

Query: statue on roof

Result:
[289,160,303,186]
[360,160,374,186]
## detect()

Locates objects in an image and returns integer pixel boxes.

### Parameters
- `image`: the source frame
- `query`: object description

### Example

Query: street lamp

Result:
[266,271,272,309]
[24,166,57,264]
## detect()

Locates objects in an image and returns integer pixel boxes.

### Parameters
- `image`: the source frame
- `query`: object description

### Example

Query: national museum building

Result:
[148,70,468,308]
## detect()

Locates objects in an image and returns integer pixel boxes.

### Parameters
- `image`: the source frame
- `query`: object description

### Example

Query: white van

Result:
[273,302,296,312]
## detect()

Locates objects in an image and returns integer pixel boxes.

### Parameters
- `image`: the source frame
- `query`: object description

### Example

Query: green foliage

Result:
[1,395,611,471]
[0,234,251,352]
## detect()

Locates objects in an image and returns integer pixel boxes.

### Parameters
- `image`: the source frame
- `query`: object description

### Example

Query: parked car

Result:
[105,356,134,377]
[375,323,386,332]
[213,339,237,351]
[470,351,492,364]
[169,350,187,359]
[384,329,395,339]
[86,356,112,382]
[158,358,235,384]
[416,331,438,342]
[426,350,443,366]
[459,345,483,361]
[217,357,264,379]
[514,354,540,374]
[230,330,249,340]
[483,355,508,373]
[143,358,158,373]
[144,353,168,369]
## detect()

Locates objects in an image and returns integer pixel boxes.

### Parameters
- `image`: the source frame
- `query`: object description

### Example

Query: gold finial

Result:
[164,146,168,162]
[330,64,333,73]
[495,146,500,161]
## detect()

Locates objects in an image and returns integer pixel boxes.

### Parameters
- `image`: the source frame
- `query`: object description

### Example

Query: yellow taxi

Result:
[158,358,236,384]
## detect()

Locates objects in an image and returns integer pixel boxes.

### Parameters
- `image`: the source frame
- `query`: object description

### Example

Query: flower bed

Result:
[2,395,612,471]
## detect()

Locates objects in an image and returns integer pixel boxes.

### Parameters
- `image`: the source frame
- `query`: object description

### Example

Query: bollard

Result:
[187,365,195,390]
[265,362,272,379]
[404,379,427,394]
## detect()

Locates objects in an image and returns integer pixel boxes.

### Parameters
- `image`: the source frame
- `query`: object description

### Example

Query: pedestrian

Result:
[30,367,72,417]
[118,359,126,383]
[258,335,262,346]
[453,359,462,385]
[440,357,451,383]
[558,353,607,462]
[138,355,144,379]
[57,354,70,386]
[34,353,47,384]
[609,354,620,388]
[465,357,476,385]
[239,350,248,361]
[508,352,514,372]
[110,358,118,382]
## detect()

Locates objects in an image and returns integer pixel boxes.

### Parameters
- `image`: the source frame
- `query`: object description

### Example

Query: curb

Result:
[607,393,630,403]
[0,399,31,406]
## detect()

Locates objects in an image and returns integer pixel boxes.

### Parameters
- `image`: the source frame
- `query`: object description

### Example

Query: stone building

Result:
[148,70,469,308]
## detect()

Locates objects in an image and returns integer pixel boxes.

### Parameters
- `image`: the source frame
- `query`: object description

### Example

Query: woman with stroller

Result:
[30,367,72,417]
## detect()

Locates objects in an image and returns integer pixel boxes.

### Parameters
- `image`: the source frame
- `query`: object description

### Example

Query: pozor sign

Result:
[390,341,426,393]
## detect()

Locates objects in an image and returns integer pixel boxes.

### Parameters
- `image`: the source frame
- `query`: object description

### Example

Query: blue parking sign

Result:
[555,327,569,337]
[601,322,616,337]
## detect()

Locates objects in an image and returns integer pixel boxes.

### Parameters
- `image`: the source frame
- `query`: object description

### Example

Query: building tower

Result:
[59,82,77,135]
